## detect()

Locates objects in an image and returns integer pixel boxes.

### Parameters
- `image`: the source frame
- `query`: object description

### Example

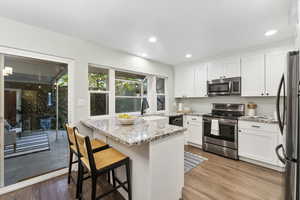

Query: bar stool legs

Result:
[125,159,132,200]
[112,169,116,187]
[67,151,73,184]
[91,175,97,200]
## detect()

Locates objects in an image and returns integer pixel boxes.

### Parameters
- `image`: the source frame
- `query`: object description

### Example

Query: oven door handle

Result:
[203,118,236,126]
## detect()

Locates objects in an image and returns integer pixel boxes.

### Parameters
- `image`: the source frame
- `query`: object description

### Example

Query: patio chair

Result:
[4,120,17,152]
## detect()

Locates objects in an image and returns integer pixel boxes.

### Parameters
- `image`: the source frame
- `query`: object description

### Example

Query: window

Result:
[156,77,166,111]
[115,71,147,113]
[88,66,109,116]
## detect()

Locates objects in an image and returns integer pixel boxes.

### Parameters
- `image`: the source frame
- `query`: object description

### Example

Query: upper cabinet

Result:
[194,64,208,97]
[207,61,224,80]
[241,51,287,97]
[174,65,195,98]
[223,58,241,78]
[174,48,289,99]
[265,51,287,96]
[241,54,265,96]
[174,64,207,98]
[207,57,240,80]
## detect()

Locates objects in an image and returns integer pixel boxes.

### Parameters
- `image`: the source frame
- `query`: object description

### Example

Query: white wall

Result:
[174,40,295,117]
[296,0,300,48]
[0,17,174,125]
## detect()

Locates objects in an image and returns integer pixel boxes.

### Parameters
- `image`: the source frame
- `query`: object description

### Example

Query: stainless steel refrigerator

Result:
[276,51,300,200]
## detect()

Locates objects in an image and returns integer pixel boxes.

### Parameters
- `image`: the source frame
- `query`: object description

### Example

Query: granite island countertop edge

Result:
[81,120,187,146]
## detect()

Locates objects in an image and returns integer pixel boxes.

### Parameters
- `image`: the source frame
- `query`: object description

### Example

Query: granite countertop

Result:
[239,116,278,124]
[185,113,205,116]
[81,117,187,146]
[165,112,205,117]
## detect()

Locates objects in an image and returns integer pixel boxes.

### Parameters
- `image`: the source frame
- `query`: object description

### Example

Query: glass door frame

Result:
[0,46,75,192]
[0,54,4,187]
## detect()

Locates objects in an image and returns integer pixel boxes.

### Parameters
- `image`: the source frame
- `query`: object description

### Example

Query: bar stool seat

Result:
[70,138,107,154]
[81,148,128,171]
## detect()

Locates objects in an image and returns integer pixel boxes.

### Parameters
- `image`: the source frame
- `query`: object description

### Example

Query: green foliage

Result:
[89,73,108,90]
[57,74,68,87]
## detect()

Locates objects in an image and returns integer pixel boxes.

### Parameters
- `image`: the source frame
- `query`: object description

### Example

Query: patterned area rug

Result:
[4,133,50,159]
[184,151,208,173]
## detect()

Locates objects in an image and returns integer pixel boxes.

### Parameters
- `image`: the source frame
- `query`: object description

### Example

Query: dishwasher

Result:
[169,115,183,127]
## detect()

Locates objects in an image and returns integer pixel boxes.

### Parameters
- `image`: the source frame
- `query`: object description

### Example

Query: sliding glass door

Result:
[0,54,69,187]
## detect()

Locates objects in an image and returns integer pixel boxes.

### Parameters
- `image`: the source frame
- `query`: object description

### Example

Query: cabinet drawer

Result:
[186,115,202,123]
[238,121,279,133]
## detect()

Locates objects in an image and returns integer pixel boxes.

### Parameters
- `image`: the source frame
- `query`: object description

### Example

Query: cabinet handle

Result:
[266,92,269,96]
[251,125,261,128]
[192,118,197,120]
[261,93,264,96]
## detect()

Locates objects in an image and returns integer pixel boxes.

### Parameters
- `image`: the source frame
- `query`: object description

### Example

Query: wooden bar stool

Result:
[64,124,109,198]
[74,129,132,200]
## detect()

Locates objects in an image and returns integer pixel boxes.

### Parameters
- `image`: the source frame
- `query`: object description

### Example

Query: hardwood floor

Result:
[0,174,124,200]
[183,146,284,200]
[0,146,284,200]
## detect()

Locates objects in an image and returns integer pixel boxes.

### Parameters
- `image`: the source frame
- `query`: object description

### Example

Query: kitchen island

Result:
[82,116,186,200]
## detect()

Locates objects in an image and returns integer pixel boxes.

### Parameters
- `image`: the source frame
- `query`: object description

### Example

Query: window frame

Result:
[115,72,148,114]
[88,65,168,118]
[88,65,111,118]
[156,77,168,113]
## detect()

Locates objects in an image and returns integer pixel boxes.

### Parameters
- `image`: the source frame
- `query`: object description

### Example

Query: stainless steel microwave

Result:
[207,77,241,96]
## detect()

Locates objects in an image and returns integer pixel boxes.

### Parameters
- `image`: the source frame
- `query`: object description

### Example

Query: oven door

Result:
[203,117,238,149]
[207,81,231,96]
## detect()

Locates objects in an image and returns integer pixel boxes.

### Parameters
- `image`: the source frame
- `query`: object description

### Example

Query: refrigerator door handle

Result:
[276,74,285,135]
[275,144,287,164]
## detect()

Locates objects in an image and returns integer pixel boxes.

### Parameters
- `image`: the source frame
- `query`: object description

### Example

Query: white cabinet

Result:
[223,58,241,78]
[207,57,240,80]
[174,64,207,98]
[174,65,195,98]
[207,61,224,80]
[175,50,287,98]
[241,52,286,97]
[186,116,202,147]
[194,64,208,97]
[238,121,283,169]
[241,54,265,96]
[265,51,286,96]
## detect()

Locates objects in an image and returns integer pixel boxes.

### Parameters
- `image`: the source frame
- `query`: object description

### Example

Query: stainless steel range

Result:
[202,103,245,160]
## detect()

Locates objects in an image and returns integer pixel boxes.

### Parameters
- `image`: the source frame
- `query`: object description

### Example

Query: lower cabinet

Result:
[238,121,283,169]
[184,116,203,147]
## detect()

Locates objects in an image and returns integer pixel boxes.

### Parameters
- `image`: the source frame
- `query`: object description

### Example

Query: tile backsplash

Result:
[175,96,277,117]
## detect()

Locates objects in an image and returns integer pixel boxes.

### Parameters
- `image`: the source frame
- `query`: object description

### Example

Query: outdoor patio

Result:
[4,130,68,186]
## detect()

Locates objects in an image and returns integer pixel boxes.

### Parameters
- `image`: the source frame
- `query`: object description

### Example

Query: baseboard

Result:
[239,156,285,172]
[0,168,69,196]
[187,142,202,149]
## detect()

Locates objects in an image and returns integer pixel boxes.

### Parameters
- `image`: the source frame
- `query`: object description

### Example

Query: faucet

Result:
[141,98,149,116]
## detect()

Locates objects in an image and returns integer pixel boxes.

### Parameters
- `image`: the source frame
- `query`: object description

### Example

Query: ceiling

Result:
[0,0,296,65]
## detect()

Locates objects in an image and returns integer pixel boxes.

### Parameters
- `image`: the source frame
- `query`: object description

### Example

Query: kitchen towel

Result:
[211,119,219,136]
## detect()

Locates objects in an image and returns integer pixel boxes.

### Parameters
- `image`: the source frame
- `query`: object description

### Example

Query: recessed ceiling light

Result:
[142,53,147,57]
[148,36,157,43]
[264,29,278,36]
[185,54,192,58]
